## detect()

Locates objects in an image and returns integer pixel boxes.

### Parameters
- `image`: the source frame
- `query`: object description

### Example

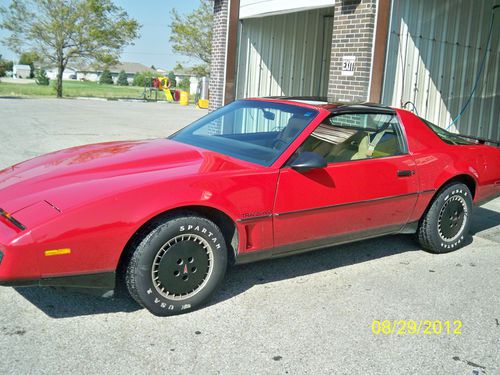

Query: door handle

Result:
[397,170,415,177]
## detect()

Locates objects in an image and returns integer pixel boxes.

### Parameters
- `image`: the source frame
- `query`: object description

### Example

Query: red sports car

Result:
[1,98,499,315]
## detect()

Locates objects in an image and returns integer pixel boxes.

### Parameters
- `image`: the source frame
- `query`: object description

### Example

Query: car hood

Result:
[0,139,255,214]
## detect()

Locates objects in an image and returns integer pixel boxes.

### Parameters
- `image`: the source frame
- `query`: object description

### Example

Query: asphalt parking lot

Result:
[0,98,499,375]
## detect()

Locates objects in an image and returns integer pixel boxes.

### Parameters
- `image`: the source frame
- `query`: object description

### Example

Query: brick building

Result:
[209,0,499,140]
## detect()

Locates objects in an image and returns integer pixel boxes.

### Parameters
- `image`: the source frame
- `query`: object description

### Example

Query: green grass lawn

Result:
[0,80,168,100]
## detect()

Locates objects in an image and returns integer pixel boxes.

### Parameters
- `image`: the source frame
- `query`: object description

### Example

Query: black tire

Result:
[417,182,472,253]
[125,214,227,316]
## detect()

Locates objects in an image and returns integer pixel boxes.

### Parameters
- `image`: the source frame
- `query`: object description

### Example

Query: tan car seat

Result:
[274,116,308,148]
[350,133,370,160]
[351,130,394,160]
[281,117,307,140]
[328,131,369,162]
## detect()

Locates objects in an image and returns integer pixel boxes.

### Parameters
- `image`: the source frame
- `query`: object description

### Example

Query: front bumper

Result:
[0,230,115,289]
[0,271,116,289]
[0,226,40,284]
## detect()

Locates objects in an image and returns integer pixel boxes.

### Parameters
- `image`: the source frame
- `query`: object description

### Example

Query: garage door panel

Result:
[236,7,333,99]
[382,0,499,140]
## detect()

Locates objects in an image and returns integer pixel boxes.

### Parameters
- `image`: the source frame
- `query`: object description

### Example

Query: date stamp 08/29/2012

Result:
[372,320,463,335]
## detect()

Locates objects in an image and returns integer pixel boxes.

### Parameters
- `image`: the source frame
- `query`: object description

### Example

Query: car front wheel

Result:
[417,182,473,253]
[125,214,227,316]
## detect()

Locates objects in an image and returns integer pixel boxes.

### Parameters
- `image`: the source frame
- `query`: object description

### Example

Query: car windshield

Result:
[419,117,474,145]
[170,100,318,166]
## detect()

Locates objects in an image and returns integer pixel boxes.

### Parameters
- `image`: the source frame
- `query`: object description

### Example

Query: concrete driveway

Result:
[0,98,499,375]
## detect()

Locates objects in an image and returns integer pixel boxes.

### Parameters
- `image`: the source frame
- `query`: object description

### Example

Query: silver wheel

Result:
[151,234,214,301]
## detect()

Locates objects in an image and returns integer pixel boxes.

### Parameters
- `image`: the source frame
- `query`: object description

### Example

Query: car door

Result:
[273,111,419,252]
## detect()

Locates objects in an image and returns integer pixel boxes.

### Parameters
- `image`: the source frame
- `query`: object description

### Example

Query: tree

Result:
[167,71,177,87]
[0,54,13,77]
[0,0,139,97]
[116,70,129,86]
[34,68,49,85]
[178,77,190,91]
[99,68,113,84]
[18,51,39,78]
[170,0,212,75]
[191,64,210,77]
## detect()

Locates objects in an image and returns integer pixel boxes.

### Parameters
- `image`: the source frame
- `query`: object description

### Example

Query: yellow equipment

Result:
[197,99,209,109]
[179,91,189,106]
[157,77,174,102]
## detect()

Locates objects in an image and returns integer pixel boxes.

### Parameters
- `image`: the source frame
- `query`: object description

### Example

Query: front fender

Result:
[27,169,278,278]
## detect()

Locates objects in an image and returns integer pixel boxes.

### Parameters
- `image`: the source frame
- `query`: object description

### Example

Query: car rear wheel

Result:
[417,182,472,253]
[125,214,227,316]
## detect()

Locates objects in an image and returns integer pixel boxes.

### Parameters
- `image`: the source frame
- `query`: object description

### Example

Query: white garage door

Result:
[382,0,499,140]
[236,7,334,99]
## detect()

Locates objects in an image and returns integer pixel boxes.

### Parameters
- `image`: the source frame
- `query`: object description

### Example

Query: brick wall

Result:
[209,0,229,111]
[327,0,377,103]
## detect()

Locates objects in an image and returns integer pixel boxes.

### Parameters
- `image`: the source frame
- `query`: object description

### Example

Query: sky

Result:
[0,0,201,70]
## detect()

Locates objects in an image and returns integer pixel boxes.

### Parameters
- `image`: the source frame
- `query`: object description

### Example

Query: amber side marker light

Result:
[44,248,72,257]
[0,208,26,230]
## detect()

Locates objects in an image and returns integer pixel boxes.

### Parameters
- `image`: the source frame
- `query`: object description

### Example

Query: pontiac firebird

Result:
[0,98,499,316]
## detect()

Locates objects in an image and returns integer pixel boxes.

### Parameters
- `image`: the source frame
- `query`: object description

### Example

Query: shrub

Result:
[99,68,114,84]
[19,52,38,78]
[0,56,13,77]
[167,71,177,87]
[178,77,190,91]
[132,72,142,86]
[34,69,50,85]
[116,70,129,86]
[132,71,158,87]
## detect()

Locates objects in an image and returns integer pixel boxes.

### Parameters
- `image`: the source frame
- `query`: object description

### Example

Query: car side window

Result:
[297,113,406,163]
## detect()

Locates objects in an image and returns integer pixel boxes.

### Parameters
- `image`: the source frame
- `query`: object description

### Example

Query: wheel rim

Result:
[151,234,214,301]
[438,195,468,242]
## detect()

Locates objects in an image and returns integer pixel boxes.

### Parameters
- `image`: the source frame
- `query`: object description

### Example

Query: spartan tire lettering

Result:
[417,182,472,254]
[125,214,228,316]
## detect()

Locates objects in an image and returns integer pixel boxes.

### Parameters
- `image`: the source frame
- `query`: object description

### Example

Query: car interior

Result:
[296,115,403,163]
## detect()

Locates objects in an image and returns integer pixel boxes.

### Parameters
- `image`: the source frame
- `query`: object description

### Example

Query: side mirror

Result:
[289,152,327,172]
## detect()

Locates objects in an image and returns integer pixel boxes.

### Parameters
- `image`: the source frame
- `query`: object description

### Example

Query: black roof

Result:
[264,96,328,102]
[329,102,395,115]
